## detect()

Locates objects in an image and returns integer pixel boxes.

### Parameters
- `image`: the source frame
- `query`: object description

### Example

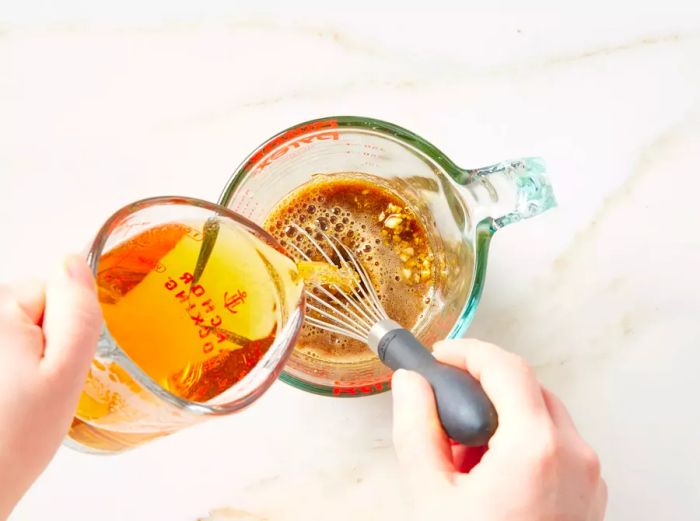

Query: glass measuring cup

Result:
[66,196,304,454]
[219,116,556,397]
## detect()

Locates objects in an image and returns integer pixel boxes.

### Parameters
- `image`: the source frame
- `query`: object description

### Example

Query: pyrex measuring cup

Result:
[66,197,304,454]
[219,116,556,397]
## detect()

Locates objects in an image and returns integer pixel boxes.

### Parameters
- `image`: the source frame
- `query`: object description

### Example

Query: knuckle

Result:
[460,338,499,358]
[581,444,602,480]
[511,355,536,379]
[0,297,23,320]
[532,423,560,467]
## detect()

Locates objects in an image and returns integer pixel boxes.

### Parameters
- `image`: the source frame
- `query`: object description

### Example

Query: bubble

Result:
[374,261,379,266]
[304,226,313,234]
[361,224,366,230]
[317,216,330,231]
[347,230,354,237]
[334,223,344,232]
[284,226,297,238]
[307,204,316,214]
[333,207,341,215]
[330,215,338,224]
[363,244,372,253]
[395,275,400,281]
[424,297,431,304]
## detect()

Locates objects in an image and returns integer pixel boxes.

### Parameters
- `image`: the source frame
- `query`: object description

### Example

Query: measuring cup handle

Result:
[451,157,557,230]
[379,328,498,446]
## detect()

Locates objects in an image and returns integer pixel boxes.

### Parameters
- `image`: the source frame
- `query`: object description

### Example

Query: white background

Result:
[2,3,700,520]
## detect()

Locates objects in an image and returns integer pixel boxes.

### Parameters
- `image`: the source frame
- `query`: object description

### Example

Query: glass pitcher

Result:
[219,116,556,397]
[66,197,305,454]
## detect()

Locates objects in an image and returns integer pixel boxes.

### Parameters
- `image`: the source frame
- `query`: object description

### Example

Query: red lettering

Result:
[201,299,215,313]
[223,290,247,314]
[190,313,204,326]
[175,290,188,302]
[250,119,339,174]
[203,342,214,354]
[180,272,194,284]
[210,315,222,328]
[198,327,210,339]
[269,146,288,161]
[256,155,273,171]
[333,387,357,396]
[316,131,339,141]
[165,278,177,290]
[191,284,205,297]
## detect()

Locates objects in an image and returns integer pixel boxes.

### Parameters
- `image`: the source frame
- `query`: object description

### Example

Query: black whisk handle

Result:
[378,328,498,446]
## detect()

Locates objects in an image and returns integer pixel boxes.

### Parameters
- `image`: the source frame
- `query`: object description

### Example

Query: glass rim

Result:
[218,116,490,397]
[86,195,305,416]
[218,115,466,208]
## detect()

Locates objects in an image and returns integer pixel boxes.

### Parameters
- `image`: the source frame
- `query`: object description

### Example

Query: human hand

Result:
[392,339,607,521]
[0,256,101,519]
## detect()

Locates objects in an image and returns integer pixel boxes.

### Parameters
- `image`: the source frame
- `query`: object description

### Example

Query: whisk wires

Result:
[287,225,389,342]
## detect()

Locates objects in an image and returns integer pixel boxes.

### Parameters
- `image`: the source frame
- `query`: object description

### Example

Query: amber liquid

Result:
[68,220,302,452]
[264,173,434,365]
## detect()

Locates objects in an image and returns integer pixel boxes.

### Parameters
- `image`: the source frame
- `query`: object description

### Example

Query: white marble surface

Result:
[2,5,700,520]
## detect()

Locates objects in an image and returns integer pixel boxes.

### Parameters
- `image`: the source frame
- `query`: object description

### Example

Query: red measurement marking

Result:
[180,272,194,284]
[165,278,178,290]
[185,227,203,241]
[200,299,215,313]
[332,382,389,396]
[223,290,247,314]
[242,119,339,175]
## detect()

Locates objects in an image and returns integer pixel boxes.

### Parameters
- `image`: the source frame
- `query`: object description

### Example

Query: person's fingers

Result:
[0,282,46,362]
[432,339,550,431]
[4,280,46,324]
[392,369,455,484]
[591,478,608,521]
[41,256,101,400]
[540,386,579,436]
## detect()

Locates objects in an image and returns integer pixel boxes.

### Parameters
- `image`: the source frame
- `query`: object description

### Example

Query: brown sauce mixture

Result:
[264,173,435,364]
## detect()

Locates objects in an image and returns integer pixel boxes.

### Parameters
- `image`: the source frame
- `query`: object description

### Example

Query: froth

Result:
[264,175,434,365]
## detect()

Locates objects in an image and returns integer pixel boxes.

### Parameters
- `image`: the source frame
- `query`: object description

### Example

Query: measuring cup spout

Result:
[451,157,557,230]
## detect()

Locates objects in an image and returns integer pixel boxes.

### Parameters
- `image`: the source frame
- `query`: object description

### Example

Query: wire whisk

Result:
[285,223,498,447]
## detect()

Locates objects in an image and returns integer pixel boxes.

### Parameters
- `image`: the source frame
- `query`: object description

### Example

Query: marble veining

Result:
[2,7,700,521]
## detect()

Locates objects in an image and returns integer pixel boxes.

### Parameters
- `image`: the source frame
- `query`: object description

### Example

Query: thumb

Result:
[392,369,455,486]
[41,255,101,399]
